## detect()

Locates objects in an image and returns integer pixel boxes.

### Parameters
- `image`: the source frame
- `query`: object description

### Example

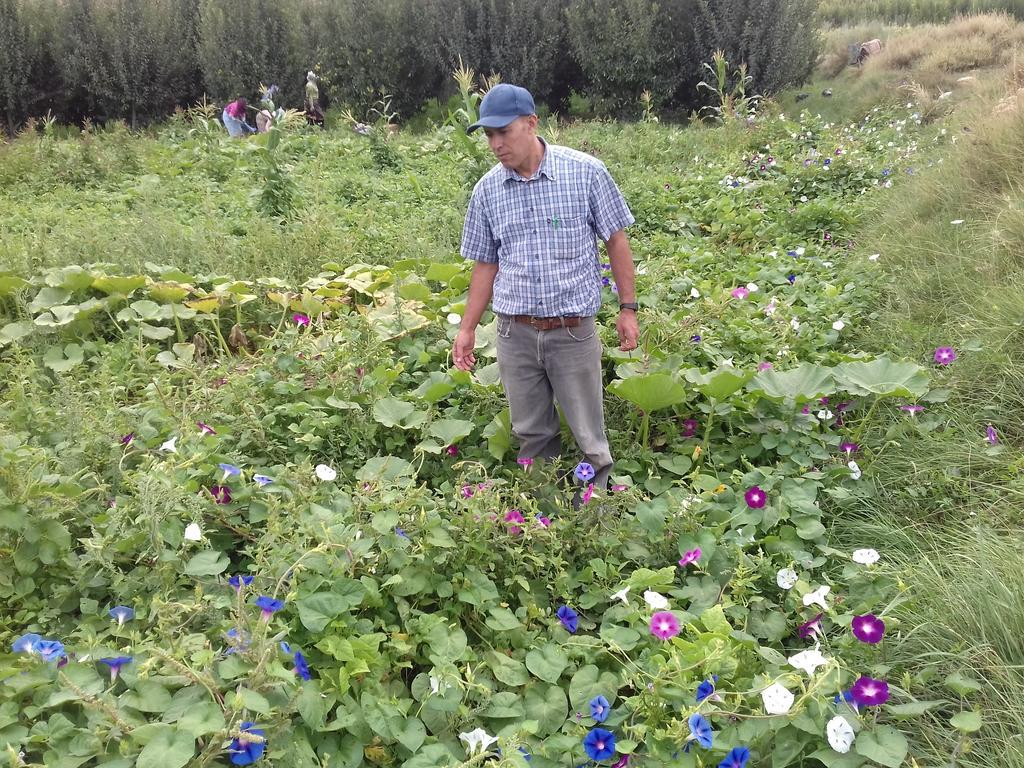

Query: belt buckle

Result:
[530,316,545,329]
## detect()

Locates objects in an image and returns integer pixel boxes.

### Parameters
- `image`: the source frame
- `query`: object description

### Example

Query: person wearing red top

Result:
[222,98,255,137]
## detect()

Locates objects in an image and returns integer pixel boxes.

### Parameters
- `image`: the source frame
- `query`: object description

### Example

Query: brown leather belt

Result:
[512,315,583,331]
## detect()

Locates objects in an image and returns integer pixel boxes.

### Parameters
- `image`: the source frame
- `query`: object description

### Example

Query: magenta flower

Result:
[797,612,824,639]
[851,614,886,644]
[682,418,699,437]
[119,433,135,445]
[517,457,534,468]
[850,676,889,706]
[731,287,750,300]
[986,425,998,445]
[744,486,766,509]
[840,441,859,455]
[678,548,701,567]
[610,484,627,492]
[757,361,773,371]
[650,611,681,640]
[461,485,474,499]
[900,404,924,415]
[536,516,551,528]
[581,483,595,505]
[197,421,216,436]
[504,510,525,536]
[445,444,459,457]
[293,313,310,326]
[210,485,232,504]
[933,346,957,365]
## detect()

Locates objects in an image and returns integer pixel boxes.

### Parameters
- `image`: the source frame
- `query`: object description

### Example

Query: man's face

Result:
[483,116,537,169]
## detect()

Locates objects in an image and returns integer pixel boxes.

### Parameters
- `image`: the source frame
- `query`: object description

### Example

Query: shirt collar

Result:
[503,137,556,182]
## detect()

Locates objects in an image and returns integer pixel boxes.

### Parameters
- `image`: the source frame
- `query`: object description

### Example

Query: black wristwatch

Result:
[619,302,639,312]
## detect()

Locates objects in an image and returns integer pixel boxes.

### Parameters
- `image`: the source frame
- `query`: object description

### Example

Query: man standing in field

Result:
[452,83,640,489]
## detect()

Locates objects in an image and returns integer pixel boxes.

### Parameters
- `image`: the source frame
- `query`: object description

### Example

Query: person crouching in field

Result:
[305,71,324,128]
[452,83,640,491]
[222,98,255,137]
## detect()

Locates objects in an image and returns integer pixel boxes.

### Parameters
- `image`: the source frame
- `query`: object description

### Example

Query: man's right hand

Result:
[452,328,477,371]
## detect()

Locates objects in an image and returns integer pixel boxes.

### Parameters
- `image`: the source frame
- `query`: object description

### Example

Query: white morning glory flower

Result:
[160,436,178,453]
[446,313,461,325]
[761,682,795,715]
[852,548,880,565]
[690,287,701,298]
[832,320,845,331]
[795,246,805,256]
[458,728,499,756]
[643,590,669,610]
[183,522,202,541]
[790,318,801,331]
[827,715,855,753]
[848,460,862,480]
[315,464,337,482]
[868,253,880,261]
[776,568,798,590]
[788,647,830,676]
[802,585,831,609]
[950,219,965,225]
[610,586,631,605]
[816,409,834,420]
[746,282,759,292]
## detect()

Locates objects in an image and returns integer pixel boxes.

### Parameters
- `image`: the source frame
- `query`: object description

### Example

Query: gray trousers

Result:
[495,315,613,488]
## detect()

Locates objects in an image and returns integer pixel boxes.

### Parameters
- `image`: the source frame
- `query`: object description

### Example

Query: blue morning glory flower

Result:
[293,650,311,681]
[690,334,701,343]
[254,596,284,619]
[253,474,273,487]
[718,746,751,768]
[279,641,291,654]
[108,606,135,626]
[787,274,796,284]
[696,675,718,702]
[99,656,133,680]
[229,574,254,592]
[12,633,41,654]
[582,728,616,761]
[225,628,251,655]
[395,527,409,539]
[229,721,266,765]
[35,640,66,663]
[882,168,891,176]
[219,463,242,480]
[517,747,532,762]
[574,462,595,483]
[688,713,713,749]
[556,605,578,634]
[589,695,610,723]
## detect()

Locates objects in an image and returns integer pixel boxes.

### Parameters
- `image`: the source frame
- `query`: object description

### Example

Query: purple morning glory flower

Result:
[650,611,680,640]
[718,746,751,768]
[293,650,311,681]
[933,346,957,365]
[589,695,610,723]
[787,274,796,284]
[120,433,134,445]
[688,713,713,749]
[12,633,42,654]
[744,486,766,509]
[574,462,595,483]
[850,676,890,706]
[99,656,132,681]
[254,596,285,620]
[228,721,266,765]
[690,334,702,342]
[293,313,310,326]
[797,612,824,639]
[583,728,616,761]
[395,526,409,539]
[678,548,701,567]
[851,614,886,644]
[682,418,699,437]
[229,575,254,593]
[986,425,998,445]
[840,441,859,456]
[900,404,925,415]
[197,421,216,435]
[109,606,135,626]
[210,485,232,504]
[556,605,578,633]
[253,474,273,487]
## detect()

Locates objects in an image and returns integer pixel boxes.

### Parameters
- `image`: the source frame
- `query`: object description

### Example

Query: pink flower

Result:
[581,483,595,505]
[650,611,680,640]
[731,287,750,300]
[461,485,474,499]
[757,361,773,371]
[293,313,310,326]
[446,444,459,457]
[610,484,627,492]
[611,756,631,768]
[797,612,823,639]
[744,486,766,509]
[986,425,998,445]
[678,548,701,567]
[197,422,216,436]
[682,418,699,438]
[900,404,924,415]
[933,346,956,365]
[536,516,551,528]
[517,457,534,468]
[851,614,886,644]
[504,510,525,535]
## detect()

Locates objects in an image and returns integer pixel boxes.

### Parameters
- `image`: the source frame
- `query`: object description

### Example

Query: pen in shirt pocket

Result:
[548,215,560,231]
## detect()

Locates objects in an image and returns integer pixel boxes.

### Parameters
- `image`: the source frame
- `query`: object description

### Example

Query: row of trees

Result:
[0,0,821,132]
[819,0,1024,24]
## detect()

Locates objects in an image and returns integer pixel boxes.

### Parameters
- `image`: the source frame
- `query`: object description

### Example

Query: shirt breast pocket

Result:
[548,212,591,256]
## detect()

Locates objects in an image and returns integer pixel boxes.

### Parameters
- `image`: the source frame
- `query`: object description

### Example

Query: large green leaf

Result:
[427,419,474,445]
[43,344,84,373]
[28,287,71,312]
[748,362,837,401]
[182,550,229,576]
[486,651,530,686]
[522,683,568,737]
[484,409,512,460]
[683,367,752,400]
[135,726,194,768]
[0,274,30,295]
[356,455,416,486]
[608,373,687,412]
[854,726,908,768]
[297,584,365,632]
[525,644,569,683]
[373,398,428,429]
[0,320,34,346]
[834,358,929,398]
[569,665,620,713]
[92,275,147,296]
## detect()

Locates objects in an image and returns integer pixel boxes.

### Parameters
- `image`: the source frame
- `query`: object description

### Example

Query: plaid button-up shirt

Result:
[460,139,635,317]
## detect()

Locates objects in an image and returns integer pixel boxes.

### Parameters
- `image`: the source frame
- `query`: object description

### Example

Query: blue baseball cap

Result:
[467,84,536,133]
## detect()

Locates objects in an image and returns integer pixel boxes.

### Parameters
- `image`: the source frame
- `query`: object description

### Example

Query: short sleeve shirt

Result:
[460,138,634,317]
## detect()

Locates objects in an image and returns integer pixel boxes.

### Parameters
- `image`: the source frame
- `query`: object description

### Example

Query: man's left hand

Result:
[616,311,639,351]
